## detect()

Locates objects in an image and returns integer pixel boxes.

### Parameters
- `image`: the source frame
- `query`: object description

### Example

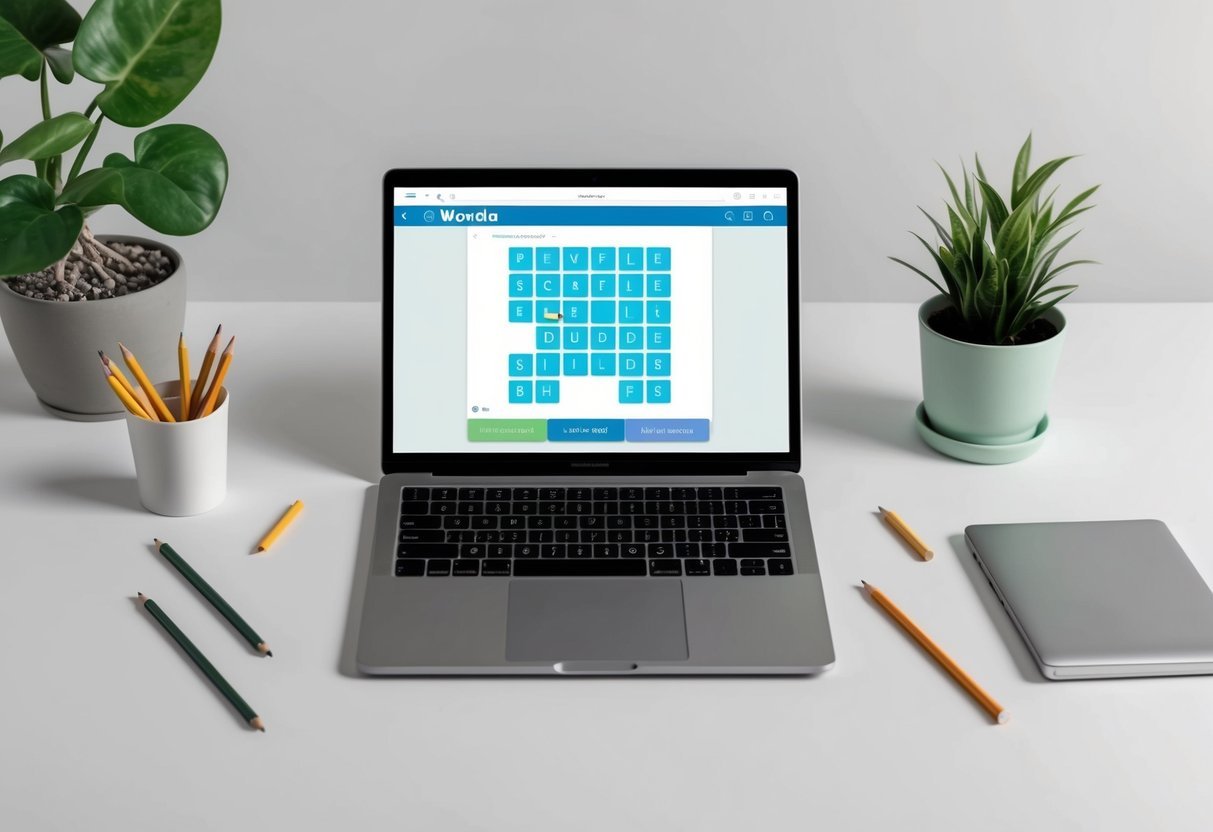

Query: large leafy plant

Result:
[891,135,1097,345]
[0,0,226,281]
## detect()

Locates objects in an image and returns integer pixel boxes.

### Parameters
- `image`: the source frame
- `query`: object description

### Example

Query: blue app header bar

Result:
[393,205,786,227]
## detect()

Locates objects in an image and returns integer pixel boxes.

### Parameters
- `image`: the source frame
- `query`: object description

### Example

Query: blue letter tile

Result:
[646,380,670,403]
[536,326,560,350]
[646,352,670,376]
[619,300,644,324]
[592,247,616,270]
[509,273,534,297]
[592,353,616,376]
[619,274,644,297]
[619,381,644,403]
[591,326,616,350]
[619,353,644,377]
[563,352,588,376]
[619,326,643,349]
[536,247,560,271]
[510,247,534,270]
[563,325,588,350]
[562,273,588,297]
[646,273,670,297]
[619,247,644,271]
[646,300,670,323]
[535,274,560,298]
[563,300,588,323]
[536,299,561,321]
[509,381,533,403]
[591,274,616,296]
[509,353,533,377]
[646,326,670,349]
[536,353,561,376]
[563,247,588,270]
[509,301,532,323]
[646,247,670,270]
[535,380,560,403]
[590,300,615,323]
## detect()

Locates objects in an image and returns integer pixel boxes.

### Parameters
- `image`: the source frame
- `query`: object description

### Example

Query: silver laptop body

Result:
[357,169,835,675]
[966,520,1213,679]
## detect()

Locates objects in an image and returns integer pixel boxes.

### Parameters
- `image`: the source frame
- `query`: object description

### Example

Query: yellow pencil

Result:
[195,336,234,419]
[133,387,160,421]
[177,333,191,421]
[862,581,1008,724]
[98,351,138,400]
[189,325,222,420]
[118,342,175,422]
[102,364,149,418]
[878,506,933,561]
[256,500,304,553]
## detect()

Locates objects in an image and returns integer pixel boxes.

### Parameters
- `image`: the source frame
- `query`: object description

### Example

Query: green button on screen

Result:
[467,419,547,442]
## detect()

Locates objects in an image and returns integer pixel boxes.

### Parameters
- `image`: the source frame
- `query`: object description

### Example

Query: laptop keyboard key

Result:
[741,529,790,542]
[460,544,486,559]
[649,559,682,576]
[432,488,457,501]
[541,544,566,558]
[400,515,442,529]
[740,566,767,576]
[684,559,711,576]
[426,559,452,576]
[452,560,480,576]
[621,543,645,558]
[395,559,426,576]
[398,543,457,558]
[729,542,792,558]
[712,559,738,575]
[401,487,430,501]
[400,500,429,515]
[568,543,594,558]
[458,488,485,501]
[513,560,647,577]
[593,487,618,500]
[714,529,740,542]
[512,488,537,500]
[399,530,444,544]
[481,559,511,576]
[514,543,538,558]
[768,559,794,575]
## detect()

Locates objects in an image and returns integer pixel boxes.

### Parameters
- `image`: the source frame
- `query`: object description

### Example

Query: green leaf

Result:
[888,256,949,296]
[0,0,80,80]
[0,112,92,166]
[0,174,82,276]
[1012,155,1075,210]
[59,123,227,234]
[73,0,221,128]
[976,179,1008,233]
[42,44,72,82]
[1012,134,1032,194]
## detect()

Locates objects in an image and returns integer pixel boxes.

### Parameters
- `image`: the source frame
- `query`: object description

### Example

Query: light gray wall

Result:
[4,0,1211,301]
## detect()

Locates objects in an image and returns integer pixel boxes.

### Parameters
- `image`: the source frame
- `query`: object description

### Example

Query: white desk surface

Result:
[3,302,1213,831]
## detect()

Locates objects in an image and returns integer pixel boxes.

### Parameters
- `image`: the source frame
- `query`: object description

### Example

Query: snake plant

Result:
[891,135,1097,345]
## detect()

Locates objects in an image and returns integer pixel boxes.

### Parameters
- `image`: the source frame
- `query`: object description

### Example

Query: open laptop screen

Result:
[387,176,794,463]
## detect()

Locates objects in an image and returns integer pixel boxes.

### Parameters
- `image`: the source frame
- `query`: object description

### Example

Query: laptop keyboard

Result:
[395,486,792,578]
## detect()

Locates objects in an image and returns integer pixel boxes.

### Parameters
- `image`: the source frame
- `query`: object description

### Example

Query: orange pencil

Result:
[878,506,933,561]
[118,342,175,422]
[177,333,191,421]
[189,325,222,420]
[862,580,1008,725]
[195,336,234,419]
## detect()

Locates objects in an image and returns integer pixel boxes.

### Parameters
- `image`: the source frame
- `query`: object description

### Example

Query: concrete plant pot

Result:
[0,236,186,421]
[917,294,1065,460]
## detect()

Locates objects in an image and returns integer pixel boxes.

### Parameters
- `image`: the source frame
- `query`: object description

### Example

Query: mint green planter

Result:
[918,295,1065,456]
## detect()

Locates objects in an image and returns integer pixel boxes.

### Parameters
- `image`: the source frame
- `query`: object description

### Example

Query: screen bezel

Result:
[382,168,800,476]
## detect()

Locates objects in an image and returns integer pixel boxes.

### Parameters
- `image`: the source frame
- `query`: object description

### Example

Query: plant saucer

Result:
[914,402,1049,464]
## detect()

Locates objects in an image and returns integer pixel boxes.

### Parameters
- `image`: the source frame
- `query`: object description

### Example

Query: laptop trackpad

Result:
[505,580,689,663]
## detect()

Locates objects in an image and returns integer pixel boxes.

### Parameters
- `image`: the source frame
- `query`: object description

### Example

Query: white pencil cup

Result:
[124,380,228,516]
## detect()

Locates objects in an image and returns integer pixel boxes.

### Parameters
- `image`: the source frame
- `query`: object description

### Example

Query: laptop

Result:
[356,169,835,675]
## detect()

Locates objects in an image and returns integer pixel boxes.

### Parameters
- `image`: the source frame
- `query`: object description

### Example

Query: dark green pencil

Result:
[137,593,265,732]
[153,539,273,656]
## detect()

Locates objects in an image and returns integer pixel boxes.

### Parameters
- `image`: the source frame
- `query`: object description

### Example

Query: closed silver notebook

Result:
[965,520,1213,679]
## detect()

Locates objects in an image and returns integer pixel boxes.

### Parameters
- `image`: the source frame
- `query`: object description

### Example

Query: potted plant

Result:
[890,135,1097,463]
[0,0,226,419]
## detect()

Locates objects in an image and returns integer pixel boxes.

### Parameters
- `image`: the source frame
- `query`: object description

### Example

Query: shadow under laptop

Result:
[947,533,1049,684]
[238,364,381,483]
[339,484,380,677]
[803,382,935,458]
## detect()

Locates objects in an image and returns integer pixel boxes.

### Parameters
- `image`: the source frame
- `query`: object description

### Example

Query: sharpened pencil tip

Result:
[267,651,273,657]
[861,580,870,589]
[877,506,888,514]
